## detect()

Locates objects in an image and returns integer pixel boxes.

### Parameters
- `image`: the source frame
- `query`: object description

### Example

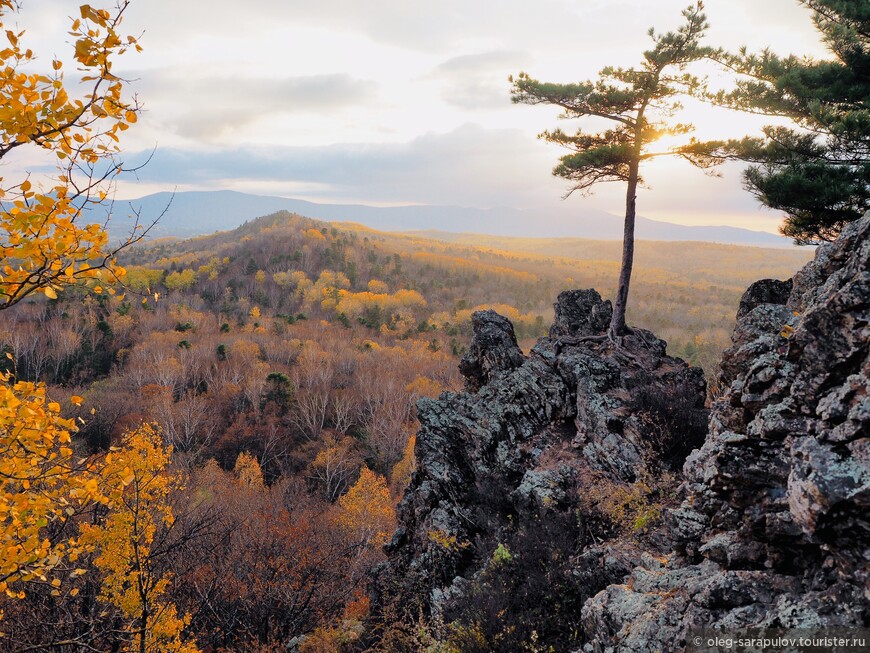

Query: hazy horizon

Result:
[10,0,829,235]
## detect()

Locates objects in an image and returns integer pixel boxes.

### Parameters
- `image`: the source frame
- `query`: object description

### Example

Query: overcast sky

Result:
[12,0,828,233]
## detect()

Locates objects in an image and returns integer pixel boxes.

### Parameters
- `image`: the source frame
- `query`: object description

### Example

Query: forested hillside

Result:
[0,208,809,649]
[1,211,811,448]
[127,211,809,365]
[0,207,813,472]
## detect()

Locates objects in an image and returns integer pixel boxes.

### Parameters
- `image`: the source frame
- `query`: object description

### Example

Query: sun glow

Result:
[647,131,695,156]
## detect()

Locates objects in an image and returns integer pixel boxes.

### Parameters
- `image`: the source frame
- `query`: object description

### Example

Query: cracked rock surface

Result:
[372,289,707,641]
[582,215,870,652]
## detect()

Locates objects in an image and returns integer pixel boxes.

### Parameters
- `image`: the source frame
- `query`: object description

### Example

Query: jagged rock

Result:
[373,216,870,651]
[736,278,793,319]
[580,559,865,653]
[373,287,708,648]
[458,309,526,392]
[682,216,870,566]
[549,289,613,338]
[582,215,870,651]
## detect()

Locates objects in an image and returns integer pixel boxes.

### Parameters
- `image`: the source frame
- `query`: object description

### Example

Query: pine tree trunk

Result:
[609,165,639,339]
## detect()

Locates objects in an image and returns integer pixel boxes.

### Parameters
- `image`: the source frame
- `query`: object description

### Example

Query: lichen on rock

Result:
[582,215,870,652]
[372,287,707,650]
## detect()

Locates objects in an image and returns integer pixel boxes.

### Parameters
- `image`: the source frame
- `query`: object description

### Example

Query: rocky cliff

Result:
[582,215,870,651]
[373,215,869,652]
[372,289,708,650]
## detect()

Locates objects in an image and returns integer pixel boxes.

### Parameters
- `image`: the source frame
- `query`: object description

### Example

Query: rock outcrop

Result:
[373,216,869,652]
[457,309,527,392]
[374,290,708,649]
[582,215,870,651]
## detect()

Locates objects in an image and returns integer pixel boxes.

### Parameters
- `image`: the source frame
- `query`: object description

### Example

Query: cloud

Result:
[427,51,529,111]
[122,124,765,224]
[12,0,822,230]
[184,74,377,112]
[434,51,528,74]
[132,70,378,110]
[131,70,379,141]
[124,124,562,207]
[119,0,588,54]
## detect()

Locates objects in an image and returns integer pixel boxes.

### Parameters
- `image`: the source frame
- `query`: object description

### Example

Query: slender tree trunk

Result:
[609,163,639,339]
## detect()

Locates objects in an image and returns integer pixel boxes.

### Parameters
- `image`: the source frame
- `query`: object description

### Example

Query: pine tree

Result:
[712,0,870,244]
[510,2,717,338]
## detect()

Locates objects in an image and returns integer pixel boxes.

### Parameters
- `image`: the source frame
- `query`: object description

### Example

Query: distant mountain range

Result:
[108,190,793,247]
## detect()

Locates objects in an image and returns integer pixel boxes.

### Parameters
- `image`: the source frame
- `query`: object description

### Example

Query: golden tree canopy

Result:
[0,0,143,309]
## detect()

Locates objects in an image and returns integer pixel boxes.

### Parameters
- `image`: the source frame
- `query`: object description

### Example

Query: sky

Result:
[9,0,829,233]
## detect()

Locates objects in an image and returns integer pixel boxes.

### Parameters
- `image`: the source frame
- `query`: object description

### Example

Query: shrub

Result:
[441,510,586,653]
[630,373,707,471]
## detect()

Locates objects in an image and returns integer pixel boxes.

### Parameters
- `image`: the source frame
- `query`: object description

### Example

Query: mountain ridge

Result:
[111,189,795,247]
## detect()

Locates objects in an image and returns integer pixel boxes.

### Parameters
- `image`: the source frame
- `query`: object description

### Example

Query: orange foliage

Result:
[0,1,143,309]
[309,436,363,501]
[0,376,93,598]
[337,466,395,547]
[175,463,377,648]
[405,376,443,399]
[344,591,371,621]
[305,228,327,241]
[79,424,200,652]
[389,434,416,498]
[233,451,265,490]
[410,251,539,284]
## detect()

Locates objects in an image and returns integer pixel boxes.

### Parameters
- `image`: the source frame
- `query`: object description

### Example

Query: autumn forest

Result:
[1,0,864,651]
[0,207,808,650]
